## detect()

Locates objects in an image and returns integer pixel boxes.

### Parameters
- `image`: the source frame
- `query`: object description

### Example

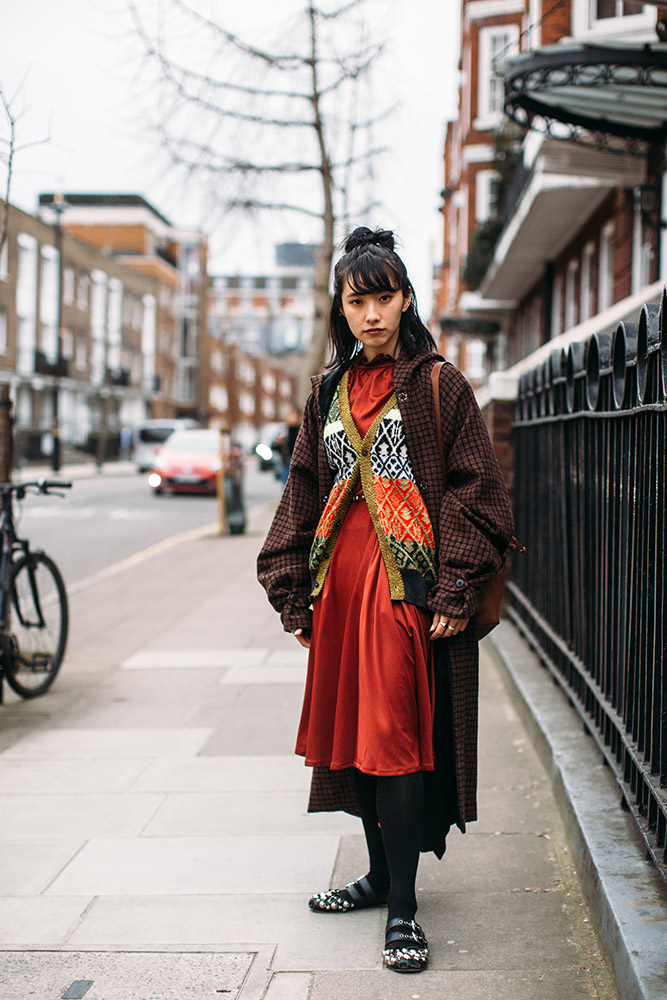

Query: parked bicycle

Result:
[0,479,71,699]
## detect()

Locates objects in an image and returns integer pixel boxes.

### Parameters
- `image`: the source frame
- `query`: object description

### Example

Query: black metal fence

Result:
[509,293,666,874]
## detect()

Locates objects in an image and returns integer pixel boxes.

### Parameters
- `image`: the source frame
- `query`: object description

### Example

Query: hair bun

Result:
[344,226,395,254]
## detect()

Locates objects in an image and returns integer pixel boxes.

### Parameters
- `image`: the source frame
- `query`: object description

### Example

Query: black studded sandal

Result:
[382,917,429,972]
[308,874,388,913]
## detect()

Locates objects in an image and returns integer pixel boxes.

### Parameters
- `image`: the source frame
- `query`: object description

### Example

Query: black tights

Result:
[351,768,424,922]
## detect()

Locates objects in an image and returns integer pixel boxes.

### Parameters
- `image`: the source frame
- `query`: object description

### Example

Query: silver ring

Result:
[446,624,456,631]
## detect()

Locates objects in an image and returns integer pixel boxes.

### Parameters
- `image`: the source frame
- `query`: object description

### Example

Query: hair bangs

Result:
[343,252,404,297]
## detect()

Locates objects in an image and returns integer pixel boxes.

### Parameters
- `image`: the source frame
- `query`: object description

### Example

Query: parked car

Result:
[148,428,223,495]
[134,418,200,472]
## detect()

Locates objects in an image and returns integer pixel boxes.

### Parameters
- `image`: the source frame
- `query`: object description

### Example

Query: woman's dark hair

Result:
[327,226,436,369]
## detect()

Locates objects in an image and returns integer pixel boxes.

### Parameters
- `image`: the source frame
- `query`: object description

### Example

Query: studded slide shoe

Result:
[308,874,388,913]
[382,917,429,972]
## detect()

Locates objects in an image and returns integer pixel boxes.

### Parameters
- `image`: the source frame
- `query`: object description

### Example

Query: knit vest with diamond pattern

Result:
[308,369,436,606]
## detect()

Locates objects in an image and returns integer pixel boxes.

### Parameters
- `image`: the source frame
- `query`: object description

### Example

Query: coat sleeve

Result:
[256,390,322,633]
[428,367,515,620]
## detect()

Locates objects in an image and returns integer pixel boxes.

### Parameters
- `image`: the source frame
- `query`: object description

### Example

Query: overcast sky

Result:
[1,0,460,312]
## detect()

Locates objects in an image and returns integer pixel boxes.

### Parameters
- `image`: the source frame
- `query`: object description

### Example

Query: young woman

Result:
[257,227,514,973]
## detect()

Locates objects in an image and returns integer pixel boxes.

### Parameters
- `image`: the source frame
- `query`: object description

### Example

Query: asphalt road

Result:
[13,461,283,588]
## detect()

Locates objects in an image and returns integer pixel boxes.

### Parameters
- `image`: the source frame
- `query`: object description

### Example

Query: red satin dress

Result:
[295,354,435,776]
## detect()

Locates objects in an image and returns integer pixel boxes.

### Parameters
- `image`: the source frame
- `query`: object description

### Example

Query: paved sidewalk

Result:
[13,459,136,483]
[0,503,619,1000]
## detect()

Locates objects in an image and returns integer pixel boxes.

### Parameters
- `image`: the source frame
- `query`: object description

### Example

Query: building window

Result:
[551,273,563,338]
[466,339,487,380]
[16,233,37,374]
[0,238,8,280]
[474,170,501,223]
[477,25,520,127]
[599,223,614,311]
[40,245,59,362]
[63,267,75,305]
[61,328,74,361]
[76,335,87,371]
[0,308,7,354]
[632,189,653,294]
[77,273,90,311]
[564,259,579,331]
[576,0,657,33]
[580,243,594,322]
[595,1,651,17]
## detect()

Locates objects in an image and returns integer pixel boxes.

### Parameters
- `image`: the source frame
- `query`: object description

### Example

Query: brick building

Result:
[0,201,159,461]
[38,193,209,424]
[207,242,312,434]
[436,1,664,388]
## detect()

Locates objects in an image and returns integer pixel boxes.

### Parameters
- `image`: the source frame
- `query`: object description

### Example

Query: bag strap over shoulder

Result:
[430,358,526,557]
[430,361,447,489]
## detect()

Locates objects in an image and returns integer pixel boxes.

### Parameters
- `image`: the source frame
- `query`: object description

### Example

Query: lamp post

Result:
[50,193,67,473]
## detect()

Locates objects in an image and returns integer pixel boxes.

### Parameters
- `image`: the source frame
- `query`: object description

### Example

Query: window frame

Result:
[475,23,520,130]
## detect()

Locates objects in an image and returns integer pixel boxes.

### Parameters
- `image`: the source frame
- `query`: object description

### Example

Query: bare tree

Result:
[0,81,50,259]
[126,0,388,401]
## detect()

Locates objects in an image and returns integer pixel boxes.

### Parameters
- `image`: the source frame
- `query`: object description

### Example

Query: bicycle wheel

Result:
[3,551,69,698]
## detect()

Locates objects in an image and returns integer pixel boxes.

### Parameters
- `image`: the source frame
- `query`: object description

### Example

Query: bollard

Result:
[216,429,227,536]
[0,386,8,701]
[0,386,12,485]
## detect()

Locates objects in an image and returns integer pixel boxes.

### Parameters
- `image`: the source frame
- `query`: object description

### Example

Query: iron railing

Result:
[509,292,667,874]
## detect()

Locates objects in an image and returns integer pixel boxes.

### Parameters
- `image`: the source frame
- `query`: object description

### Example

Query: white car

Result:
[133,419,200,472]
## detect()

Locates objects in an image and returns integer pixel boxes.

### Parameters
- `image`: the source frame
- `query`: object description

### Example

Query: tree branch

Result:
[332,145,387,171]
[226,197,322,219]
[0,86,15,260]
[151,120,319,175]
[162,0,311,69]
[127,2,314,127]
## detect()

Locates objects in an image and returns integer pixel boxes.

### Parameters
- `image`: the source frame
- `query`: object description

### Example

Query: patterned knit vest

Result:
[309,369,436,606]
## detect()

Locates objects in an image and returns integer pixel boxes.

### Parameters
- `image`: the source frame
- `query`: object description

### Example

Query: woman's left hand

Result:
[430,613,470,640]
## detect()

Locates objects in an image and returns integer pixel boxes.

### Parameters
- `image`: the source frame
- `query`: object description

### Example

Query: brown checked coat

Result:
[257,349,515,857]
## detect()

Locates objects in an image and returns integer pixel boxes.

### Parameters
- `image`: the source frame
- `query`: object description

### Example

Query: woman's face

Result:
[340,279,410,360]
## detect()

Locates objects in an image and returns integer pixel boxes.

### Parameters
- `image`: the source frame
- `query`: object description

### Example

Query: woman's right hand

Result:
[293,628,311,649]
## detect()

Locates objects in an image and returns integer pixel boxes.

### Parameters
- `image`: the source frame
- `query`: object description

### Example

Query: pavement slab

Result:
[142,790,360,838]
[220,665,307,685]
[0,841,84,895]
[130,754,311,794]
[0,794,164,840]
[308,968,602,1000]
[0,759,152,795]
[0,950,254,1000]
[0,728,212,760]
[46,835,340,896]
[120,649,271,670]
[0,898,92,945]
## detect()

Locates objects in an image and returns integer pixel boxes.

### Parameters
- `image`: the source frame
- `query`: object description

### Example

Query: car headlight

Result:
[148,473,162,488]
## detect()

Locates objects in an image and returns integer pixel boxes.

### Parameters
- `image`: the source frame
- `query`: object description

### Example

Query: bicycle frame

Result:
[0,491,43,702]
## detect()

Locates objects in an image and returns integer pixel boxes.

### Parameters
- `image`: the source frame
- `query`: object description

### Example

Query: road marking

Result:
[68,521,219,596]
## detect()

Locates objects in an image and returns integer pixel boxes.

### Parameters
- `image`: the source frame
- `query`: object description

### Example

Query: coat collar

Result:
[314,348,444,424]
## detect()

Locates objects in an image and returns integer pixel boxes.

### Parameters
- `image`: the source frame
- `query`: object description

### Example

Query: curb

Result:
[485,620,667,1000]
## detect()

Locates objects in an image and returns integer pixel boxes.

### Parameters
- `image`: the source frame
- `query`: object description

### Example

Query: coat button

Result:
[455,578,466,589]
[398,391,408,401]
[419,479,428,490]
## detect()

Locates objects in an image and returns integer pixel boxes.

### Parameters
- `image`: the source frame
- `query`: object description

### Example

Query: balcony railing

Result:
[34,351,68,378]
[509,293,667,875]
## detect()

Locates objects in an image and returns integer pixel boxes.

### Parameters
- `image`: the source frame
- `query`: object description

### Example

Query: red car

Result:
[148,428,222,495]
